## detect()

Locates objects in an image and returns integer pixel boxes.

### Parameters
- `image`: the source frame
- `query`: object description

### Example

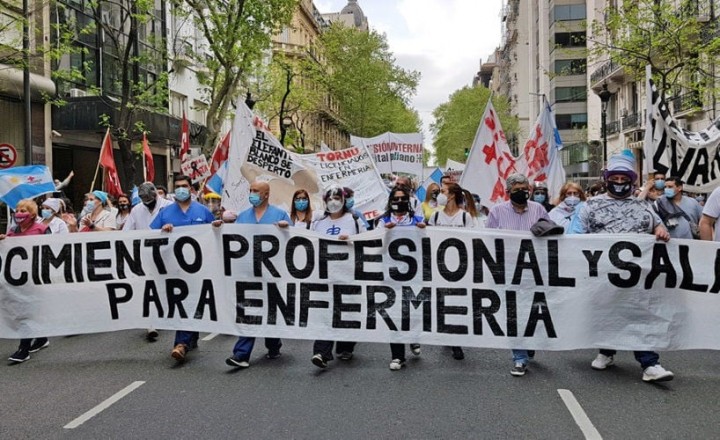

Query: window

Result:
[170,92,188,118]
[552,4,586,22]
[556,113,588,130]
[554,59,586,75]
[554,32,586,48]
[555,87,587,102]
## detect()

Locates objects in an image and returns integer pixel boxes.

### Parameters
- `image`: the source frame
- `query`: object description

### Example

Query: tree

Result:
[431,85,517,166]
[320,24,421,137]
[589,0,720,97]
[174,0,297,152]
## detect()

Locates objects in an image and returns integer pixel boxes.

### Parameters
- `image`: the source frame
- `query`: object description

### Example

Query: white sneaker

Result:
[643,364,674,382]
[410,344,421,356]
[591,354,614,370]
[389,359,405,371]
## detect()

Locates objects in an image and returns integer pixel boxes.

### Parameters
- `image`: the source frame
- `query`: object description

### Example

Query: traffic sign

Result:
[0,143,17,169]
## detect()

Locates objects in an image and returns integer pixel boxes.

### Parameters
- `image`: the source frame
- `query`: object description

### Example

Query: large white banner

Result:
[351,132,424,179]
[1,226,720,351]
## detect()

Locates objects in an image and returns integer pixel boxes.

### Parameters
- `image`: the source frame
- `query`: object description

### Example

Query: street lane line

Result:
[202,333,219,341]
[557,389,603,440]
[64,381,145,429]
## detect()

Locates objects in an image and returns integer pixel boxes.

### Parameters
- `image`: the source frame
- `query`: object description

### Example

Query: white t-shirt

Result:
[46,217,69,235]
[428,209,475,228]
[702,186,720,241]
[312,212,366,236]
[124,198,174,230]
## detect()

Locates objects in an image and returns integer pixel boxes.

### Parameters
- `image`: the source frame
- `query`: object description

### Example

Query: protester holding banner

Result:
[571,151,674,383]
[375,185,425,370]
[549,182,585,231]
[486,173,550,376]
[114,193,131,230]
[311,185,367,369]
[79,191,117,232]
[1,199,51,363]
[420,182,441,221]
[289,189,313,229]
[653,177,702,240]
[224,180,292,369]
[394,176,420,212]
[150,175,215,363]
[40,198,70,235]
[428,182,473,360]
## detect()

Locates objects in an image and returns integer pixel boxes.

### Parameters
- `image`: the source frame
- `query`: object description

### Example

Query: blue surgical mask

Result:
[533,194,546,204]
[249,193,262,207]
[294,199,309,211]
[174,187,191,202]
[564,196,580,207]
[654,180,665,190]
[85,201,96,212]
[664,188,676,199]
[41,209,54,219]
[345,197,355,209]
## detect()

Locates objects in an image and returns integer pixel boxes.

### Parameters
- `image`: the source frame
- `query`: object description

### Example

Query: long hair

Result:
[445,183,465,207]
[462,189,478,217]
[290,189,313,222]
[424,182,440,203]
[380,185,416,220]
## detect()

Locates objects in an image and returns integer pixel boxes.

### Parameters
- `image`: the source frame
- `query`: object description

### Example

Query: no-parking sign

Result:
[0,143,17,169]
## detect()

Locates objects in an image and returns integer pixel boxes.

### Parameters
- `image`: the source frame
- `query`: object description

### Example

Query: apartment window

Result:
[553,4,586,22]
[554,32,586,48]
[170,92,188,118]
[554,59,586,75]
[555,87,587,102]
[556,113,588,130]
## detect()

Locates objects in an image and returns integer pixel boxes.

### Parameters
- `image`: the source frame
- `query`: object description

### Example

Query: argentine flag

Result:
[0,165,56,209]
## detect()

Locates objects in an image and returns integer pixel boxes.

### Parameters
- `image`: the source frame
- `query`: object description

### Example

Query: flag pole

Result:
[143,132,148,181]
[90,128,110,192]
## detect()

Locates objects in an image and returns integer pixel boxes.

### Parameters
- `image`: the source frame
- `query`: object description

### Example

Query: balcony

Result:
[621,112,641,130]
[669,91,702,114]
[590,59,622,86]
[606,120,621,135]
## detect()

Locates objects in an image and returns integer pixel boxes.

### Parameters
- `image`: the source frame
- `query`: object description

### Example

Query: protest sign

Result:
[180,155,211,184]
[351,132,424,180]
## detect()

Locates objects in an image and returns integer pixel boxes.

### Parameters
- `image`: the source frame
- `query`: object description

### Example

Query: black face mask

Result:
[607,182,632,198]
[510,190,529,205]
[118,204,130,210]
[391,201,410,213]
[431,191,439,200]
[143,200,157,211]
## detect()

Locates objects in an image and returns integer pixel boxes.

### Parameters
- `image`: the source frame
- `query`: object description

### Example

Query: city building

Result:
[321,0,369,31]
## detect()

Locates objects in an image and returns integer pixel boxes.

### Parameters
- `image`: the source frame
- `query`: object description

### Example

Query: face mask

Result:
[41,209,54,219]
[391,201,410,213]
[607,182,632,198]
[14,212,30,223]
[85,201,96,212]
[248,193,262,207]
[143,200,157,211]
[696,196,705,203]
[654,180,665,190]
[431,191,439,200]
[664,188,676,199]
[510,190,529,205]
[345,197,355,210]
[326,199,343,213]
[118,203,130,211]
[294,199,309,211]
[564,196,580,207]
[533,194,546,204]
[174,187,191,202]
[436,193,448,206]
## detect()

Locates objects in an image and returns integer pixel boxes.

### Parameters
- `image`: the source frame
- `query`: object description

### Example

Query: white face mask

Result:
[436,193,448,206]
[565,196,580,207]
[326,199,344,213]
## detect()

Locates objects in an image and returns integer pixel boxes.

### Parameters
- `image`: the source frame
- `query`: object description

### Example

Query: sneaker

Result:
[389,358,405,371]
[642,364,674,382]
[410,344,421,356]
[146,329,159,341]
[451,347,464,360]
[591,354,614,370]
[225,356,250,368]
[171,344,187,362]
[338,351,354,361]
[28,338,49,353]
[311,354,328,369]
[8,349,29,363]
[266,350,282,360]
[510,362,527,376]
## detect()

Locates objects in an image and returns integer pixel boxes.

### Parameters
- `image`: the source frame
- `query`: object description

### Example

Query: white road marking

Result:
[201,333,219,341]
[64,381,145,429]
[557,389,603,440]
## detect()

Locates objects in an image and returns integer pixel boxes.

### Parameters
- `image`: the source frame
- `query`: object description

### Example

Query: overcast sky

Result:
[315,0,504,151]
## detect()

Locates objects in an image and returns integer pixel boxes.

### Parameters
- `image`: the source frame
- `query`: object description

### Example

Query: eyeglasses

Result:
[391,197,409,202]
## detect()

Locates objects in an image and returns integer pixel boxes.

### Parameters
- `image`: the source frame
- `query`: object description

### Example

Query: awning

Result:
[0,63,56,102]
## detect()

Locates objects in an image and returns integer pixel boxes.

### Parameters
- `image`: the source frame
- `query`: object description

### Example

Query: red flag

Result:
[99,128,123,197]
[180,111,190,163]
[142,132,155,182]
[202,131,230,194]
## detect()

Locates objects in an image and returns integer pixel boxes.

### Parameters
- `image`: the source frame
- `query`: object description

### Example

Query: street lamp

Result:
[597,83,614,167]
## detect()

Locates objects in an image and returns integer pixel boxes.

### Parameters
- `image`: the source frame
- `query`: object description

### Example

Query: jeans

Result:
[174,331,199,348]
[390,343,405,361]
[313,340,356,361]
[232,337,282,360]
[512,349,529,365]
[599,349,659,369]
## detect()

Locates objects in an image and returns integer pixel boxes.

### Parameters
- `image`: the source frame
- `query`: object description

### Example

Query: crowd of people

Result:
[3,149,719,383]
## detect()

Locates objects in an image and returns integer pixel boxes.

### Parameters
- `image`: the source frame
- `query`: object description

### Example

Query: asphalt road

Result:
[1,331,719,439]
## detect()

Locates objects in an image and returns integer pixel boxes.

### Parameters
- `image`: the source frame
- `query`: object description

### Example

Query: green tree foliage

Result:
[319,24,421,137]
[175,0,297,151]
[589,0,720,96]
[431,85,517,166]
